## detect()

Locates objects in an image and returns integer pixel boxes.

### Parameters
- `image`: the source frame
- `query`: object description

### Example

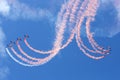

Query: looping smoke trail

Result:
[6,0,111,67]
[16,39,42,61]
[24,29,75,54]
[6,48,35,67]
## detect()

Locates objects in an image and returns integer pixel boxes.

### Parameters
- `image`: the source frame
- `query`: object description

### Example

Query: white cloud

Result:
[97,0,120,37]
[109,0,120,37]
[0,0,54,21]
[113,0,120,19]
[0,0,10,16]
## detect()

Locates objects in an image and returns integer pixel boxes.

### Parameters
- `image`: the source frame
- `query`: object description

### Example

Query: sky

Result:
[0,0,120,80]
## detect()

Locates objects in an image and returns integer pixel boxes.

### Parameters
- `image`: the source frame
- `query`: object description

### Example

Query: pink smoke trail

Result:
[8,0,76,66]
[24,29,75,54]
[74,0,100,54]
[6,48,35,67]
[85,0,110,54]
[23,0,76,55]
[10,46,56,65]
[16,39,42,61]
[75,15,105,59]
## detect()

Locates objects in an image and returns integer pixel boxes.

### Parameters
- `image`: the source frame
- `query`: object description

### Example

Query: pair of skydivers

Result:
[7,34,29,48]
[102,47,111,55]
[96,46,111,55]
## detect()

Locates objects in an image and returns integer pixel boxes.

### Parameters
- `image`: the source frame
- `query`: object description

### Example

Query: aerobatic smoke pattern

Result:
[6,0,111,67]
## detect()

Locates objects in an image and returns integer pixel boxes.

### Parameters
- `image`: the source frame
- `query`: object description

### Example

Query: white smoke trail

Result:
[5,48,36,67]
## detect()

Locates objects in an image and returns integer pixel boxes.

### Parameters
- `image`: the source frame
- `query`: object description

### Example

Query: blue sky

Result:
[0,0,120,80]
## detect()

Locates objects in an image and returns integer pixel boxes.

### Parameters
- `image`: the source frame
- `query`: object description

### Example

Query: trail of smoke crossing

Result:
[6,0,111,66]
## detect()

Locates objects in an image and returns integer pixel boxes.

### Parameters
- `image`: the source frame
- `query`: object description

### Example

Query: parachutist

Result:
[17,37,22,41]
[24,34,29,38]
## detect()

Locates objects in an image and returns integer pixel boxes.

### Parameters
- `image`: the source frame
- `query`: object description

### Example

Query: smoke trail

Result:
[24,38,53,54]
[74,0,102,54]
[6,0,111,66]
[24,29,74,54]
[6,47,58,67]
[6,48,36,67]
[16,40,42,61]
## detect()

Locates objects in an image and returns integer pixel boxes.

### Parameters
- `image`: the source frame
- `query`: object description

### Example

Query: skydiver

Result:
[103,49,110,55]
[10,41,15,44]
[108,46,111,51]
[17,37,22,41]
[7,44,11,48]
[7,41,15,48]
[100,47,104,54]
[24,34,29,38]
